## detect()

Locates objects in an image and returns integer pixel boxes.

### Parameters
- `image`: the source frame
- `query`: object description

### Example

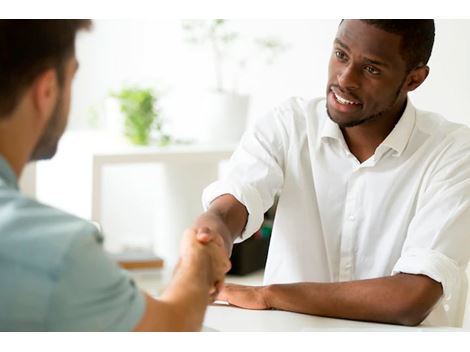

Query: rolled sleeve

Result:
[391,136,470,324]
[392,248,460,301]
[202,180,265,242]
[201,102,292,242]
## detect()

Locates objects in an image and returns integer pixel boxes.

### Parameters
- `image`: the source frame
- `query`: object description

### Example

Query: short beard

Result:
[329,109,384,128]
[30,94,64,161]
[327,78,405,129]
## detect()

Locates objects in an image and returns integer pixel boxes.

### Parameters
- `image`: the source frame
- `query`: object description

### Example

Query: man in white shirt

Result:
[191,19,470,327]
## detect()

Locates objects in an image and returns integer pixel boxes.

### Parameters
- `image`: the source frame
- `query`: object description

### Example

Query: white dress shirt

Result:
[202,97,470,327]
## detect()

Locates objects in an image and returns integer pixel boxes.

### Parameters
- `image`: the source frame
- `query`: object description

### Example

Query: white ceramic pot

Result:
[197,91,250,145]
[105,97,125,138]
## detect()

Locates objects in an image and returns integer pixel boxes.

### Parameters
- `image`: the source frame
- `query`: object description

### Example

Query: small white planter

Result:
[105,97,125,138]
[197,91,250,145]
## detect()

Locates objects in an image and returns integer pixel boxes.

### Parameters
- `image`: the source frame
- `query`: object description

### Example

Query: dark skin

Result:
[326,20,429,162]
[193,20,443,326]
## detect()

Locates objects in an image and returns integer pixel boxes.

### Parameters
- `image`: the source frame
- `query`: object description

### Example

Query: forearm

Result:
[195,194,248,255]
[157,264,211,330]
[135,263,211,332]
[264,274,442,326]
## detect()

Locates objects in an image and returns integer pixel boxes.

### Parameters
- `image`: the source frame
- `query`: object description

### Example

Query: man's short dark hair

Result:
[0,20,91,118]
[360,19,435,72]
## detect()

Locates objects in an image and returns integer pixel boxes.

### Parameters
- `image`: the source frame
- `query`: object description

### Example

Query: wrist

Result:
[173,257,212,293]
[194,211,234,255]
[261,284,275,309]
[176,248,212,285]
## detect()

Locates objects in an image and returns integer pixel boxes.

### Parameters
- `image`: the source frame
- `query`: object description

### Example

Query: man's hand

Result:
[192,194,249,256]
[194,229,231,299]
[133,230,231,331]
[193,212,234,256]
[216,284,270,310]
[188,194,249,300]
[178,229,231,300]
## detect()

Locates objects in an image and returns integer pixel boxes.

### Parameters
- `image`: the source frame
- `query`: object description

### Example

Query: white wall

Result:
[70,19,470,136]
[412,20,470,125]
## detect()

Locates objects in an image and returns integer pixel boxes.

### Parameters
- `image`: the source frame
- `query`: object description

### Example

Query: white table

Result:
[203,304,463,332]
[129,268,462,332]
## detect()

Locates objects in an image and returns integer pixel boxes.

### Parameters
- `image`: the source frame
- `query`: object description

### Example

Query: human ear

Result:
[30,69,59,126]
[405,65,430,93]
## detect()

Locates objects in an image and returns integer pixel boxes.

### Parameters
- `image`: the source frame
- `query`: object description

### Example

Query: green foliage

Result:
[113,87,165,145]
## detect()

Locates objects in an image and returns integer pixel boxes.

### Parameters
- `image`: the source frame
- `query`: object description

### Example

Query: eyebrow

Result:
[334,38,389,68]
[334,38,350,52]
[364,57,389,68]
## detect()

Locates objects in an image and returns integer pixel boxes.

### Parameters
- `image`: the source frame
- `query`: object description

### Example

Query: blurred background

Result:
[19,19,470,269]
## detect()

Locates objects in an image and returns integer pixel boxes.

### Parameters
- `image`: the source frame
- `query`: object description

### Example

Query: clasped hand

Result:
[179,228,231,301]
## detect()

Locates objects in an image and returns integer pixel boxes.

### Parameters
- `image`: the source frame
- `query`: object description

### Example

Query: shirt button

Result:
[348,215,355,221]
[444,304,450,312]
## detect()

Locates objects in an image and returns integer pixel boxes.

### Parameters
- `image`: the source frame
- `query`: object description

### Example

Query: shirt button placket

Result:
[339,170,359,281]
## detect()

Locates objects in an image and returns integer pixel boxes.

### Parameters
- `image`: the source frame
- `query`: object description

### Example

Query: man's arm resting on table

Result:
[219,273,443,326]
[194,194,248,255]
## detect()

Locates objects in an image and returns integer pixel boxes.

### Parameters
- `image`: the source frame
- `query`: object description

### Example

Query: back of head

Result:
[360,19,435,72]
[0,20,91,119]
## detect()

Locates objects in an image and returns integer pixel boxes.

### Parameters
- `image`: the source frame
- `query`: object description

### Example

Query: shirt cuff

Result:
[202,180,265,243]
[391,248,460,301]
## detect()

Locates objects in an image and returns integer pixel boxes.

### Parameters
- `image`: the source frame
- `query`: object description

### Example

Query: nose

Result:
[337,64,360,90]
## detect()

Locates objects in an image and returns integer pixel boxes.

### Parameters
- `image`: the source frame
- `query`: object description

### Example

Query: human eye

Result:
[334,49,347,61]
[364,65,380,75]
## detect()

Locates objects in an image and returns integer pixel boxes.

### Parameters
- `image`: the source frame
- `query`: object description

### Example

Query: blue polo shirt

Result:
[0,156,145,331]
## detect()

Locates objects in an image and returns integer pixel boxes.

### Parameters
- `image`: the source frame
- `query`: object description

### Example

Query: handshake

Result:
[134,196,257,331]
[178,227,232,302]
[176,209,236,302]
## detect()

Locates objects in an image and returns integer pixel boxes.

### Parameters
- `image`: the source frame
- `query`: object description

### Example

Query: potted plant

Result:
[182,20,288,145]
[112,87,170,146]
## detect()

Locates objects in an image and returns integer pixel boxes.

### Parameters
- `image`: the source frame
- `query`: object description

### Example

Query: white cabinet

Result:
[36,131,234,265]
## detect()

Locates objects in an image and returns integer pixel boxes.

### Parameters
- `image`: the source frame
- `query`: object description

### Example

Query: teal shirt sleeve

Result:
[45,229,146,331]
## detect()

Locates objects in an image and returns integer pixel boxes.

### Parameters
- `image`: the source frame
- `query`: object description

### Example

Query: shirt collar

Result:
[320,98,416,158]
[377,99,416,157]
[0,155,19,190]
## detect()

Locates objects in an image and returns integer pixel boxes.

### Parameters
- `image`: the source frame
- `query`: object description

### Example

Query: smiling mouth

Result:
[332,91,361,106]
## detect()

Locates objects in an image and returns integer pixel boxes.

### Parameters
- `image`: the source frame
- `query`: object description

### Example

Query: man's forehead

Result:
[336,20,405,66]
